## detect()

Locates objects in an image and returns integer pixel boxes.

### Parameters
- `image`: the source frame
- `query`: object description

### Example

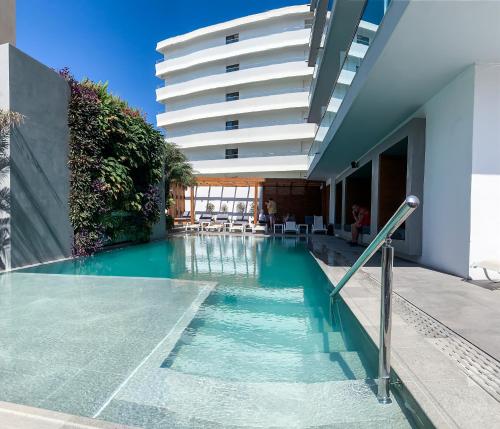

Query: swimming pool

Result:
[4,235,430,427]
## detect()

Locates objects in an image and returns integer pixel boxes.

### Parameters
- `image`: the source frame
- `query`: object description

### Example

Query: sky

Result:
[17,0,307,127]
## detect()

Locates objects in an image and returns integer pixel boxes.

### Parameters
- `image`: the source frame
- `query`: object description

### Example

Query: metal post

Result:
[377,238,394,404]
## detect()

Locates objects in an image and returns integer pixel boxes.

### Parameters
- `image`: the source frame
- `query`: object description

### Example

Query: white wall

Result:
[469,64,500,278]
[183,140,306,161]
[166,47,308,85]
[420,66,475,277]
[167,78,309,112]
[164,15,308,61]
[167,110,307,137]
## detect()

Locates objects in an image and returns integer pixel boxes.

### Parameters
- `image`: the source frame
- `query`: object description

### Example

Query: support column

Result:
[253,183,258,224]
[190,186,195,224]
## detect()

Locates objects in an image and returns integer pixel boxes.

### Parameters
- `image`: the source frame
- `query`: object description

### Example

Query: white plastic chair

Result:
[284,221,298,234]
[312,216,327,234]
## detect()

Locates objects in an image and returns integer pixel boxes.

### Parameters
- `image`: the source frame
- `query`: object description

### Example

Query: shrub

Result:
[60,69,165,256]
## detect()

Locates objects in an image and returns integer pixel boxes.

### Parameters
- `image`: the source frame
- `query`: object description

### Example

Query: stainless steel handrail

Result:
[330,195,420,404]
[330,195,420,298]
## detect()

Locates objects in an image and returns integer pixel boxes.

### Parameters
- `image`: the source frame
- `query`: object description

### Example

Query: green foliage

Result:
[164,143,196,208]
[206,202,215,213]
[165,214,174,231]
[61,69,165,256]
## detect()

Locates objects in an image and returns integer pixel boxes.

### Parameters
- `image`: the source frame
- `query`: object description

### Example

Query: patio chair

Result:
[205,214,228,232]
[311,216,327,234]
[198,213,213,231]
[283,221,298,234]
[471,260,500,283]
[229,215,248,233]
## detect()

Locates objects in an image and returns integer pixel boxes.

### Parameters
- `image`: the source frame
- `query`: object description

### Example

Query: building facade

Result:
[156,5,315,179]
[307,0,500,280]
[0,0,15,46]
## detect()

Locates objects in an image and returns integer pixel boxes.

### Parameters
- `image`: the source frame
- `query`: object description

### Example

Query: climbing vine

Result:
[60,69,165,256]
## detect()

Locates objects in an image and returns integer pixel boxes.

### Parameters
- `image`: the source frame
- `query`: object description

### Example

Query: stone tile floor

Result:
[309,235,500,361]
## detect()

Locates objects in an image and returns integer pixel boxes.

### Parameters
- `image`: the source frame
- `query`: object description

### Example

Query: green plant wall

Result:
[61,69,165,256]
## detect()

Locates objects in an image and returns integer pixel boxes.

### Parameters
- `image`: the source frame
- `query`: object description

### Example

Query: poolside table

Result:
[274,224,284,234]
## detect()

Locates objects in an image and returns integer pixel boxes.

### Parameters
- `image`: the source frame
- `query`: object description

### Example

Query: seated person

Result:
[350,205,370,246]
[284,213,296,222]
[258,210,267,225]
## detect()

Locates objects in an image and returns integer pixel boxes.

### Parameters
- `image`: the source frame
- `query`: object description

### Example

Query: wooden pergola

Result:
[189,177,265,224]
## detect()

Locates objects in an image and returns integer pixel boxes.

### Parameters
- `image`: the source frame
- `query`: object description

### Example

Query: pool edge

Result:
[312,253,500,429]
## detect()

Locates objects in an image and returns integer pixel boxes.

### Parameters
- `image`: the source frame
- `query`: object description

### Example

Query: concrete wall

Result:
[469,64,500,278]
[0,0,15,46]
[420,66,475,278]
[6,45,72,268]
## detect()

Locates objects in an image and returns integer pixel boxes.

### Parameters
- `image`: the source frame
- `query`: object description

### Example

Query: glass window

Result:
[304,18,314,29]
[226,34,239,44]
[356,34,370,46]
[225,148,239,159]
[226,92,239,101]
[225,120,239,130]
[226,64,239,73]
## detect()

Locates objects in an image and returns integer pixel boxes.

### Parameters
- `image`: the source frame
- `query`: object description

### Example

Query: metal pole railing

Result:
[330,195,420,298]
[377,238,394,403]
[329,195,420,405]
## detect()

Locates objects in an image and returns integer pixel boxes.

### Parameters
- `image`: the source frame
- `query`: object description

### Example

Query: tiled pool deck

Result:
[0,273,214,426]
[309,235,500,428]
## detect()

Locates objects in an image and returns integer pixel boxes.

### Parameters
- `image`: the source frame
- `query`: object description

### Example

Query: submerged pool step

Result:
[176,329,351,354]
[196,306,335,335]
[163,346,376,383]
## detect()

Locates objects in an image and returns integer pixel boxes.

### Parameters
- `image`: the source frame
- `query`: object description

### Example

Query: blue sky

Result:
[17,0,307,126]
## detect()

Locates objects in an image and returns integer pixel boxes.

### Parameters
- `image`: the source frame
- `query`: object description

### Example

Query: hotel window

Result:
[304,18,314,29]
[356,34,370,46]
[226,33,239,44]
[226,91,239,101]
[226,63,239,73]
[225,148,239,159]
[225,120,239,130]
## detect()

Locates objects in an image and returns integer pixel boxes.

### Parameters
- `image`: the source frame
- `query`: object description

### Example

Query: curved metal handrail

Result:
[330,195,420,298]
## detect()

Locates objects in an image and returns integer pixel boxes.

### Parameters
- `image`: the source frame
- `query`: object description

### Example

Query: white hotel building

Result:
[156,1,500,281]
[156,5,316,178]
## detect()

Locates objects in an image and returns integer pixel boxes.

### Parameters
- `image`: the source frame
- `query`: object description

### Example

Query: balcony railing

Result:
[307,0,390,169]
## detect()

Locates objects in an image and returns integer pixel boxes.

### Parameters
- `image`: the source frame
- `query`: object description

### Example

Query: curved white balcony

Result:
[157,5,310,52]
[190,155,309,175]
[156,29,310,77]
[157,62,313,102]
[157,92,309,128]
[170,123,316,149]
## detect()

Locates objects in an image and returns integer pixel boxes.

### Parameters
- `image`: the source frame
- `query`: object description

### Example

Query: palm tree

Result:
[164,143,196,209]
[0,110,23,270]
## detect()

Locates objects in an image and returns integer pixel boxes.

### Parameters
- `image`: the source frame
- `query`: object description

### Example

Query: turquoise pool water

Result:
[15,235,429,428]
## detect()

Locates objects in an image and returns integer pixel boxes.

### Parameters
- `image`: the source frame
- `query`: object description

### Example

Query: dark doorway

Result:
[344,162,372,233]
[378,138,408,238]
[334,181,343,229]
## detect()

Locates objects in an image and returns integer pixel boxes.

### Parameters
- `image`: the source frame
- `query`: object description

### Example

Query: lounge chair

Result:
[198,213,213,231]
[471,260,500,282]
[205,214,229,232]
[284,221,298,234]
[229,216,248,233]
[312,216,327,234]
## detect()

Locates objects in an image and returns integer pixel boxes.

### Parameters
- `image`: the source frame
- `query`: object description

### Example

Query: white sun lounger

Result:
[471,260,500,283]
[284,221,298,234]
[312,216,327,234]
